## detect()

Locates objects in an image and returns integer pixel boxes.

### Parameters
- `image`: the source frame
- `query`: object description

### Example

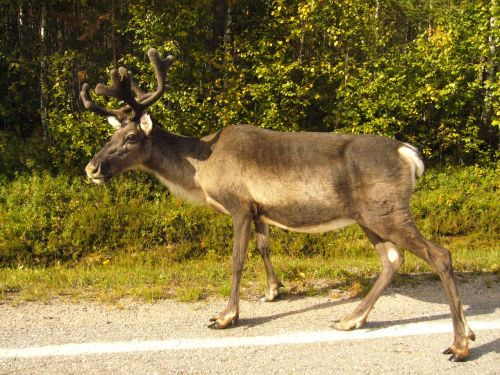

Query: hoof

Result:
[332,317,364,331]
[260,281,283,302]
[448,353,467,362]
[468,331,476,342]
[261,286,281,302]
[208,311,239,329]
[442,345,469,362]
[448,354,467,362]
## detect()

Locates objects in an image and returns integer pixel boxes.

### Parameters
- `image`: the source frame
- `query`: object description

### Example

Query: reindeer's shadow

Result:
[239,273,498,326]
[468,338,500,361]
[232,273,499,360]
[237,297,349,329]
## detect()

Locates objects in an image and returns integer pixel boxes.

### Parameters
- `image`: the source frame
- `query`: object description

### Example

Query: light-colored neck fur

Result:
[141,129,206,204]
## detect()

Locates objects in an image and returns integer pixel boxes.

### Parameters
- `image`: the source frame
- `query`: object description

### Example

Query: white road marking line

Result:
[1,320,499,359]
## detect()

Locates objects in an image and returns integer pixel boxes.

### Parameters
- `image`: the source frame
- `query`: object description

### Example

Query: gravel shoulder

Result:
[0,274,499,374]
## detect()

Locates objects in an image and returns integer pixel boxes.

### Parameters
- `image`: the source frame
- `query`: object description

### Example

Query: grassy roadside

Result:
[0,164,498,304]
[1,235,497,304]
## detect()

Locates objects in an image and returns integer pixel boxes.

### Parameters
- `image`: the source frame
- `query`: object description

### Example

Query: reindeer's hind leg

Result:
[362,209,475,361]
[334,226,404,330]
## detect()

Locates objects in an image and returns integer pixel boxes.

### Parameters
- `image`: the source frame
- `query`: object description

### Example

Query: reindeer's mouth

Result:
[91,177,106,185]
[89,172,112,185]
[86,162,110,185]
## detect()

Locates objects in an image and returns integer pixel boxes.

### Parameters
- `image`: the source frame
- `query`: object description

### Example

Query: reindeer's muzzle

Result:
[85,161,107,185]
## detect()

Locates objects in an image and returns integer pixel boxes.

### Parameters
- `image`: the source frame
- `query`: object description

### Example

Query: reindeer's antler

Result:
[80,48,175,122]
[80,82,130,120]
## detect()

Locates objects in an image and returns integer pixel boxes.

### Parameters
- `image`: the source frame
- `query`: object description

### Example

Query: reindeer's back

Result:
[197,125,410,224]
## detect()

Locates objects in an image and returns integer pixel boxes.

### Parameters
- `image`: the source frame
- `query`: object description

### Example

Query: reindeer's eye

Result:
[126,133,138,143]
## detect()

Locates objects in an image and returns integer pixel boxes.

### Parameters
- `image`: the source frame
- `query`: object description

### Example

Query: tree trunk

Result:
[344,50,349,88]
[481,0,497,141]
[428,0,434,38]
[480,0,499,155]
[222,0,233,91]
[212,0,226,50]
[40,2,50,140]
[111,0,117,68]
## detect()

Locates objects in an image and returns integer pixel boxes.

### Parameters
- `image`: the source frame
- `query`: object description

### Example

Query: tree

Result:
[0,0,497,176]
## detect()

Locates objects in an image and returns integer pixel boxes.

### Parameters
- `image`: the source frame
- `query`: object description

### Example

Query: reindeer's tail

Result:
[398,143,425,189]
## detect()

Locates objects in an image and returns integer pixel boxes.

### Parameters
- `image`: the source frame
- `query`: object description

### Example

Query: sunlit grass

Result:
[1,235,497,304]
[1,165,498,303]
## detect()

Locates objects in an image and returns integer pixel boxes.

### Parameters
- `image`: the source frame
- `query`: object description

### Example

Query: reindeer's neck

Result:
[142,128,208,203]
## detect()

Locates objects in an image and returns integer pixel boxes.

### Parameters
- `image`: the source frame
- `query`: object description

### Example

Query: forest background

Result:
[0,0,498,301]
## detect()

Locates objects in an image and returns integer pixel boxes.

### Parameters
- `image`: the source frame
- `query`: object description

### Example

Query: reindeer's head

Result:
[81,49,174,184]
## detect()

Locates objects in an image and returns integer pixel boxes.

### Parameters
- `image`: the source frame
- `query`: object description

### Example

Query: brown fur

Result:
[82,51,475,361]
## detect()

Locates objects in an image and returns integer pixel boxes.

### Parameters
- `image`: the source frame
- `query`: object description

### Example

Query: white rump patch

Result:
[107,116,122,129]
[398,144,424,189]
[261,216,355,234]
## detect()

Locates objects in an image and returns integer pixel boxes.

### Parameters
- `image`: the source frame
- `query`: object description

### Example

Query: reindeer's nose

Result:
[86,162,106,185]
[85,162,101,178]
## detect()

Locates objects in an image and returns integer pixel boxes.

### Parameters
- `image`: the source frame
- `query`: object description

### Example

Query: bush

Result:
[0,165,498,266]
[412,164,499,237]
[0,171,240,266]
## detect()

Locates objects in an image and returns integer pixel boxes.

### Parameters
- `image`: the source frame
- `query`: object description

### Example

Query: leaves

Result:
[0,0,498,175]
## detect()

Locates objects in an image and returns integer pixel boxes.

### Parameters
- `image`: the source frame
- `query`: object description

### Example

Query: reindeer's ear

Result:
[107,116,122,129]
[140,113,153,135]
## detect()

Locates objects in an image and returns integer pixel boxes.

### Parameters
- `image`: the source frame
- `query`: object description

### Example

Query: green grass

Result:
[0,164,498,303]
[1,235,497,304]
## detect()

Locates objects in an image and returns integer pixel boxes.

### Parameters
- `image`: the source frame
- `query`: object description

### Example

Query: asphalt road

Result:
[1,274,499,374]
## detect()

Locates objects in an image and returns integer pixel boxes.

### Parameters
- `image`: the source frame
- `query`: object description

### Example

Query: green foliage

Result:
[0,172,233,265]
[337,1,499,161]
[0,22,40,138]
[0,165,498,266]
[44,50,113,170]
[412,164,500,237]
[2,0,497,176]
[0,132,51,177]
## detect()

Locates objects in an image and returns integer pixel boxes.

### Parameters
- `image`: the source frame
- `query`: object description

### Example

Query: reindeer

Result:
[81,49,475,361]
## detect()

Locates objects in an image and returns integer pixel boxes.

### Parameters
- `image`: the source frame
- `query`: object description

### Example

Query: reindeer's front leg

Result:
[209,214,251,328]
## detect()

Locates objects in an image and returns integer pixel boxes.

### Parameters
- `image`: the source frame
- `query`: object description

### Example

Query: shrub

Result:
[0,164,498,266]
[412,164,499,237]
